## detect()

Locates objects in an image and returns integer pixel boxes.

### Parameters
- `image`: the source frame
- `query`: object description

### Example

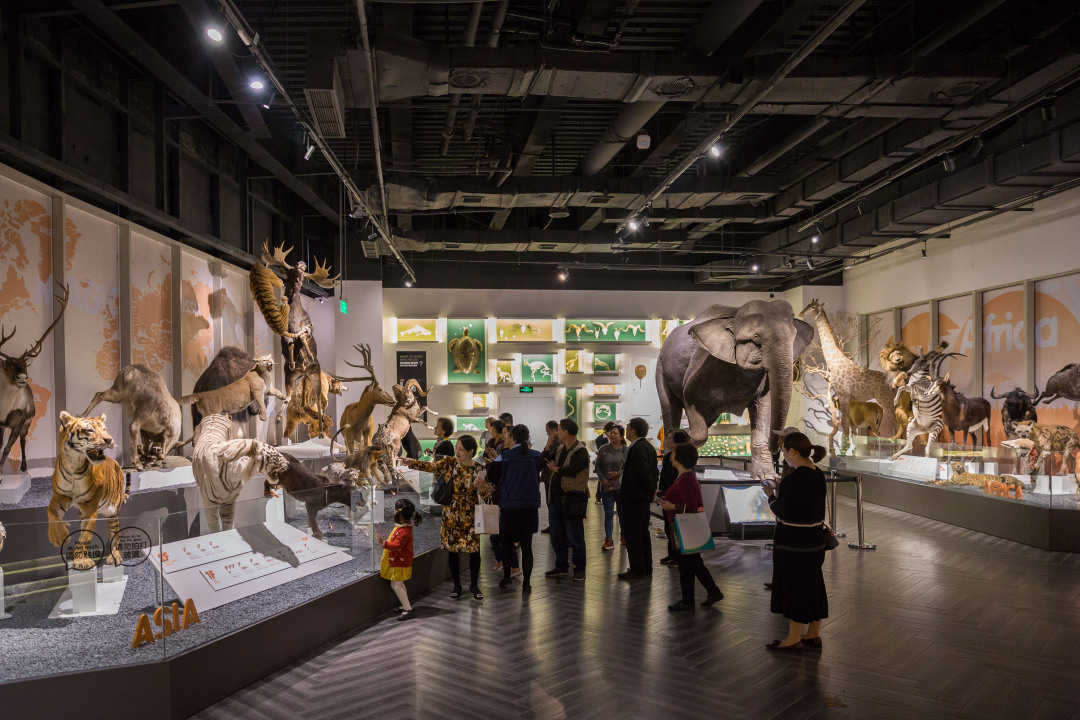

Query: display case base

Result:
[0,472,31,504]
[838,472,1080,552]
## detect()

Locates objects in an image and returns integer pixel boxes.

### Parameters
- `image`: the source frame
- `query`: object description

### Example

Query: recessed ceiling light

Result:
[250,79,265,90]
[206,27,224,42]
[709,144,722,158]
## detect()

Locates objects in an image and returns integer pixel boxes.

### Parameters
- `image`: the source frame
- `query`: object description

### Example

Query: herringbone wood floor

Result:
[192,496,1080,720]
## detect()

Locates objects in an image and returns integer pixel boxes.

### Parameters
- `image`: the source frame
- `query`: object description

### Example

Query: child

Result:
[376,498,423,621]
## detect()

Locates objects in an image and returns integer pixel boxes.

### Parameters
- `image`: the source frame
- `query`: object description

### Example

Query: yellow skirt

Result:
[380,550,412,581]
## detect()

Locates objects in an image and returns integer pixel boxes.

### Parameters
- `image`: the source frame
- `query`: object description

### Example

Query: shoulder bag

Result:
[430,469,454,505]
[673,511,715,554]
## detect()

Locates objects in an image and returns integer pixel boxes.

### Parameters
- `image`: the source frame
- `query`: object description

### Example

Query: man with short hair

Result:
[618,417,659,579]
[539,420,560,535]
[544,418,589,581]
[499,412,514,427]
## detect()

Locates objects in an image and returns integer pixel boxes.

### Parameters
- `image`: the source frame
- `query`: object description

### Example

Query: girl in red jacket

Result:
[377,498,423,621]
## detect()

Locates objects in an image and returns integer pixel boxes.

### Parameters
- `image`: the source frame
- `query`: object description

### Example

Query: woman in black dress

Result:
[762,431,828,651]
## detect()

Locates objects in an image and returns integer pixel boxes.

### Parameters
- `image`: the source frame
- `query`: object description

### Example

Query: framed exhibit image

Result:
[901,304,930,355]
[1035,274,1080,434]
[982,285,1024,446]
[938,295,974,394]
[564,319,648,342]
[495,319,554,342]
[496,359,516,384]
[593,402,617,423]
[455,416,487,434]
[521,353,556,383]
[564,349,584,373]
[593,384,617,396]
[593,353,618,373]
[395,318,438,342]
[564,388,579,423]
[446,319,486,382]
[129,232,174,387]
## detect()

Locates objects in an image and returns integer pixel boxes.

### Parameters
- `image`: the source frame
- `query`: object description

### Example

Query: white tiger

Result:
[192,413,289,533]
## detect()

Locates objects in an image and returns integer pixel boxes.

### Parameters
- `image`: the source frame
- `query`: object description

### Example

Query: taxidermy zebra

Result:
[890,373,946,461]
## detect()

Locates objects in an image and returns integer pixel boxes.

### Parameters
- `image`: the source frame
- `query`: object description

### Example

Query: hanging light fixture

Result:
[557,267,569,282]
[249,79,265,90]
[206,26,224,42]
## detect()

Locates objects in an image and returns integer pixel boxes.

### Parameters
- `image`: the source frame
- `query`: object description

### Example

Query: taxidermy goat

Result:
[371,379,437,482]
[83,364,183,470]
[0,283,68,479]
[177,355,286,421]
[263,453,361,539]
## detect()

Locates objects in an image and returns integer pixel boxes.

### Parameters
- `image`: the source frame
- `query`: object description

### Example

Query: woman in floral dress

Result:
[404,434,489,599]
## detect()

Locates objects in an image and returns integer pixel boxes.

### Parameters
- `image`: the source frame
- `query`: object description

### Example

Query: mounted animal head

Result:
[0,283,69,389]
[59,410,114,464]
[990,386,1039,425]
[879,341,917,373]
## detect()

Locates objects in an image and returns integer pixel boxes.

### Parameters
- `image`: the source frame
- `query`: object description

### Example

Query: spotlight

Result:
[855,199,864,216]
[262,91,276,109]
[1041,101,1057,122]
[304,144,316,161]
[348,207,365,219]
[628,218,640,232]
[404,276,413,288]
[966,136,983,159]
[805,257,814,270]
[922,241,927,259]
[206,26,224,42]
[368,231,378,240]
[708,144,722,158]
[751,263,760,273]
[557,267,568,282]
[318,297,324,304]
[249,79,265,90]
[941,152,956,172]
[811,234,819,244]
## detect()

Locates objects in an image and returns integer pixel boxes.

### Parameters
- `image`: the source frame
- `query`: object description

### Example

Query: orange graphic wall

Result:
[129,232,173,386]
[900,304,930,355]
[1034,274,1080,436]
[982,286,1025,447]
[937,295,973,395]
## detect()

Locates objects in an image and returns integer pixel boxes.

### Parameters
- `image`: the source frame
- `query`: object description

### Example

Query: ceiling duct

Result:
[305,32,347,139]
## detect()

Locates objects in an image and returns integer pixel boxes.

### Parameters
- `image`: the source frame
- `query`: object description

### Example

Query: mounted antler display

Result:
[261,240,294,270]
[307,256,340,289]
[332,343,377,383]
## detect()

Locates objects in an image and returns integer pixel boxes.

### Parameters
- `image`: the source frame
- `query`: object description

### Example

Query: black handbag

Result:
[823,524,839,551]
[431,472,454,506]
[563,490,590,519]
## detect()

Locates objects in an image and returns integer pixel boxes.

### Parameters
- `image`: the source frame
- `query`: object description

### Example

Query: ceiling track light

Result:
[805,257,815,270]
[941,152,956,172]
[557,266,569,282]
[627,218,640,232]
[249,79,265,91]
[708,144,722,158]
[261,91,276,109]
[966,135,983,159]
[750,262,760,273]
[206,26,224,42]
[403,274,413,288]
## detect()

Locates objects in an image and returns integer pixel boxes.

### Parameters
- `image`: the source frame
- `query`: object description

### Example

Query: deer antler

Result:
[0,325,16,360]
[261,240,294,270]
[307,256,340,289]
[330,343,377,382]
[21,283,69,361]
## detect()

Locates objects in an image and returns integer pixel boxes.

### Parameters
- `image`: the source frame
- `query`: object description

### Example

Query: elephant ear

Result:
[792,318,815,360]
[688,315,738,364]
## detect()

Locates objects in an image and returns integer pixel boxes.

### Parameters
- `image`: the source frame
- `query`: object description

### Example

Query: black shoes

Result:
[572,570,586,581]
[397,609,415,621]
[469,586,484,600]
[617,570,647,580]
[667,601,695,612]
[499,577,513,589]
[659,556,677,565]
[545,568,568,578]
[522,583,532,594]
[701,591,724,607]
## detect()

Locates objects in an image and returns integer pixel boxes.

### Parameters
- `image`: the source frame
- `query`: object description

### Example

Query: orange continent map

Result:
[181,276,212,375]
[0,197,51,315]
[132,263,172,372]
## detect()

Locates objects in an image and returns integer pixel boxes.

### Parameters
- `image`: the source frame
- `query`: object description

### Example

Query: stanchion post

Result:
[828,469,846,538]
[848,474,876,550]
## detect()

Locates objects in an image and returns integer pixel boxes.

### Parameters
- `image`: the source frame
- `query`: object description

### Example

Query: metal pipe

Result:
[462,1,509,141]
[439,2,484,156]
[618,0,867,229]
[848,476,876,550]
[580,101,666,177]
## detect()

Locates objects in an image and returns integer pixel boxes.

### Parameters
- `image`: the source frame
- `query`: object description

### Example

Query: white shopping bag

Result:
[474,502,500,535]
[673,511,715,554]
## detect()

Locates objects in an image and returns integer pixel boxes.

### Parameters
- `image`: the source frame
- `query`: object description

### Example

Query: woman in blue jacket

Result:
[483,424,544,593]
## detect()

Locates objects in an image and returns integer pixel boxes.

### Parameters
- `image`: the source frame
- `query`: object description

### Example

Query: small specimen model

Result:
[565,353,580,373]
[82,364,183,470]
[46,412,127,569]
[497,368,514,383]
[593,358,612,371]
[593,321,615,336]
[332,343,392,452]
[285,371,347,438]
[595,405,612,420]
[944,461,1024,500]
[567,323,593,339]
[448,327,483,374]
[939,375,991,450]
[623,323,644,336]
[1035,363,1080,404]
[177,355,286,421]
[1007,422,1079,497]
[989,386,1039,437]
[263,453,360,539]
[459,421,482,432]
[525,359,552,380]
[191,414,289,532]
[399,324,433,338]
[657,300,814,481]
[0,283,68,480]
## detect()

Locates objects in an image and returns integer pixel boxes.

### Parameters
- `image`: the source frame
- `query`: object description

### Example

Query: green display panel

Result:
[564,388,579,423]
[454,416,487,434]
[418,438,438,459]
[446,319,486,382]
[496,359,516,384]
[564,349,584,373]
[593,402,616,423]
[564,319,647,342]
[592,353,617,373]
[521,353,556,383]
[698,435,752,457]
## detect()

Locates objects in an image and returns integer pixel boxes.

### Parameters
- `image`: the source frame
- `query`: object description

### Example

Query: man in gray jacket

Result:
[544,418,590,581]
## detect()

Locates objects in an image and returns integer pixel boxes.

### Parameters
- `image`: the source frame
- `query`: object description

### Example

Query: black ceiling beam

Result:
[66,0,341,227]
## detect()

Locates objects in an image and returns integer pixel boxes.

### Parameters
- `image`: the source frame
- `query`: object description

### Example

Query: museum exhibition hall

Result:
[3,0,1080,717]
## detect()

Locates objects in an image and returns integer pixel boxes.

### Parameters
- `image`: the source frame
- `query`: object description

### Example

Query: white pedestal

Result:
[1032,475,1074,495]
[48,569,128,619]
[101,563,124,583]
[0,471,32,505]
[355,488,383,525]
[69,568,98,613]
[0,567,11,620]
[265,492,285,523]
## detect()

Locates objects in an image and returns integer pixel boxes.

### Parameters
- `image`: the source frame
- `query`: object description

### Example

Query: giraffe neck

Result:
[814,315,857,373]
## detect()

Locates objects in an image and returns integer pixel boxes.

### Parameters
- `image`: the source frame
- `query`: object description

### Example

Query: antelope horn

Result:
[930,351,963,377]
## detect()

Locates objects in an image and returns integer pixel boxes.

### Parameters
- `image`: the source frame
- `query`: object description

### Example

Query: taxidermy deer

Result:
[331,343,395,452]
[249,241,339,429]
[0,283,68,480]
[83,364,184,470]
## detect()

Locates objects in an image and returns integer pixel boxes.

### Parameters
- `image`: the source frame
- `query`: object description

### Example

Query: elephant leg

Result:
[747,394,775,481]
[655,363,683,451]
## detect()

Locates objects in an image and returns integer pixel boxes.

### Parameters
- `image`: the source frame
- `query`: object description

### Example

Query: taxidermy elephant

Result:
[656,300,814,481]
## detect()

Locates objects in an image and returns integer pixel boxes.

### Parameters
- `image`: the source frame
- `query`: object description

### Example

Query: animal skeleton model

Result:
[944,461,1024,500]
[594,358,612,371]
[176,355,286,421]
[249,241,339,426]
[398,324,432,338]
[938,374,991,450]
[497,368,514,383]
[593,321,615,336]
[890,371,946,461]
[284,371,347,438]
[369,380,436,484]
[595,405,612,420]
[448,327,483,374]
[1035,363,1080,405]
[565,353,579,373]
[990,386,1039,437]
[83,364,183,470]
[46,412,127,569]
[0,283,68,480]
[459,421,481,432]
[1006,422,1080,497]
[335,344,395,452]
[191,414,289,532]
[567,323,593,339]
[525,359,552,380]
[623,323,644,336]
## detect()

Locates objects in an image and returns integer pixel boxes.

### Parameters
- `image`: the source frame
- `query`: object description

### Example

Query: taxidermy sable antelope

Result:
[0,283,68,480]
[939,374,991,450]
[83,363,184,470]
[332,343,395,452]
[249,241,339,429]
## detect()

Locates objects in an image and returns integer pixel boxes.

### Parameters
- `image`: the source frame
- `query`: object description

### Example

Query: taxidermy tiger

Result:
[176,355,287,421]
[46,412,127,569]
[192,413,289,533]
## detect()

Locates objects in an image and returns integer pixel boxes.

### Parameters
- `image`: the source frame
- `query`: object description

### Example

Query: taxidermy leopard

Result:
[945,461,1024,500]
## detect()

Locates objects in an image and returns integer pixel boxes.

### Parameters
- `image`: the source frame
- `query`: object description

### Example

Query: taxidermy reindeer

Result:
[249,241,339,427]
[332,343,395,452]
[939,375,991,450]
[0,283,68,479]
[83,364,183,470]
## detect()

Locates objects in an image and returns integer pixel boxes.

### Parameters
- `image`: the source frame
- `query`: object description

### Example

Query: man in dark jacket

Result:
[544,418,590,581]
[618,417,659,579]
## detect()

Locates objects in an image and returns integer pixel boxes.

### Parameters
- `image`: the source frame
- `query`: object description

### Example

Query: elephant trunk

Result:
[767,356,794,455]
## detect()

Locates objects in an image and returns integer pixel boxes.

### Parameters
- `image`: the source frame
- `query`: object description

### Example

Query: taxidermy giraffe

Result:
[799,300,897,456]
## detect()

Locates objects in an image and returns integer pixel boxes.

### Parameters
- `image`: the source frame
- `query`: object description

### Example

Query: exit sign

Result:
[339,299,347,314]
[519,386,534,393]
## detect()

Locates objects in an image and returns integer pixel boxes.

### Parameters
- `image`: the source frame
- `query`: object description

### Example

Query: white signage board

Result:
[887,455,939,482]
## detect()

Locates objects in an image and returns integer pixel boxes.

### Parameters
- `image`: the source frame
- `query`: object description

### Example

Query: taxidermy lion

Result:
[176,355,286,421]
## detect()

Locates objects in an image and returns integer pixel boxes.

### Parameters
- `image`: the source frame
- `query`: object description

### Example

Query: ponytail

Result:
[513,424,530,455]
[782,431,826,463]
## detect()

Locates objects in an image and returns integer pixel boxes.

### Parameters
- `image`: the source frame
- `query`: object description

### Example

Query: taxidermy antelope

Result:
[331,343,395,452]
[0,283,68,479]
[249,241,338,429]
[939,375,991,450]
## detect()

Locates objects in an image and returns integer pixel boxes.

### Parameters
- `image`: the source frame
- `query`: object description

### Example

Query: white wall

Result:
[330,281,387,427]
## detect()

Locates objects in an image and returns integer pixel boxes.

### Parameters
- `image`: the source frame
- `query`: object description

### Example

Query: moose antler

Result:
[260,240,294,270]
[22,283,69,361]
[307,256,340,288]
[331,343,377,382]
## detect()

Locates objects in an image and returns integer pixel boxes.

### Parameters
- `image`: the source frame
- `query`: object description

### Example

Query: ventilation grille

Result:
[654,77,695,98]
[461,195,485,204]
[588,196,611,205]
[361,239,379,258]
[305,35,346,138]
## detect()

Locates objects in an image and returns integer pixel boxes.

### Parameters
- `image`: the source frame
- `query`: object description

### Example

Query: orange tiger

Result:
[47,412,127,570]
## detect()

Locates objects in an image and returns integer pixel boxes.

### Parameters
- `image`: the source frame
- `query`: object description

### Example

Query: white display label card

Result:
[888,455,939,481]
[702,468,739,481]
[156,532,255,573]
[198,537,338,591]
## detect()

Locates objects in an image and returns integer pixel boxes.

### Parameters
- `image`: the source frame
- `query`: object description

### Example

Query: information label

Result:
[198,536,338,591]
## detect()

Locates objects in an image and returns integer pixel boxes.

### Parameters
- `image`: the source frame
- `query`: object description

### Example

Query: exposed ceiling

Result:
[18,0,1080,289]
